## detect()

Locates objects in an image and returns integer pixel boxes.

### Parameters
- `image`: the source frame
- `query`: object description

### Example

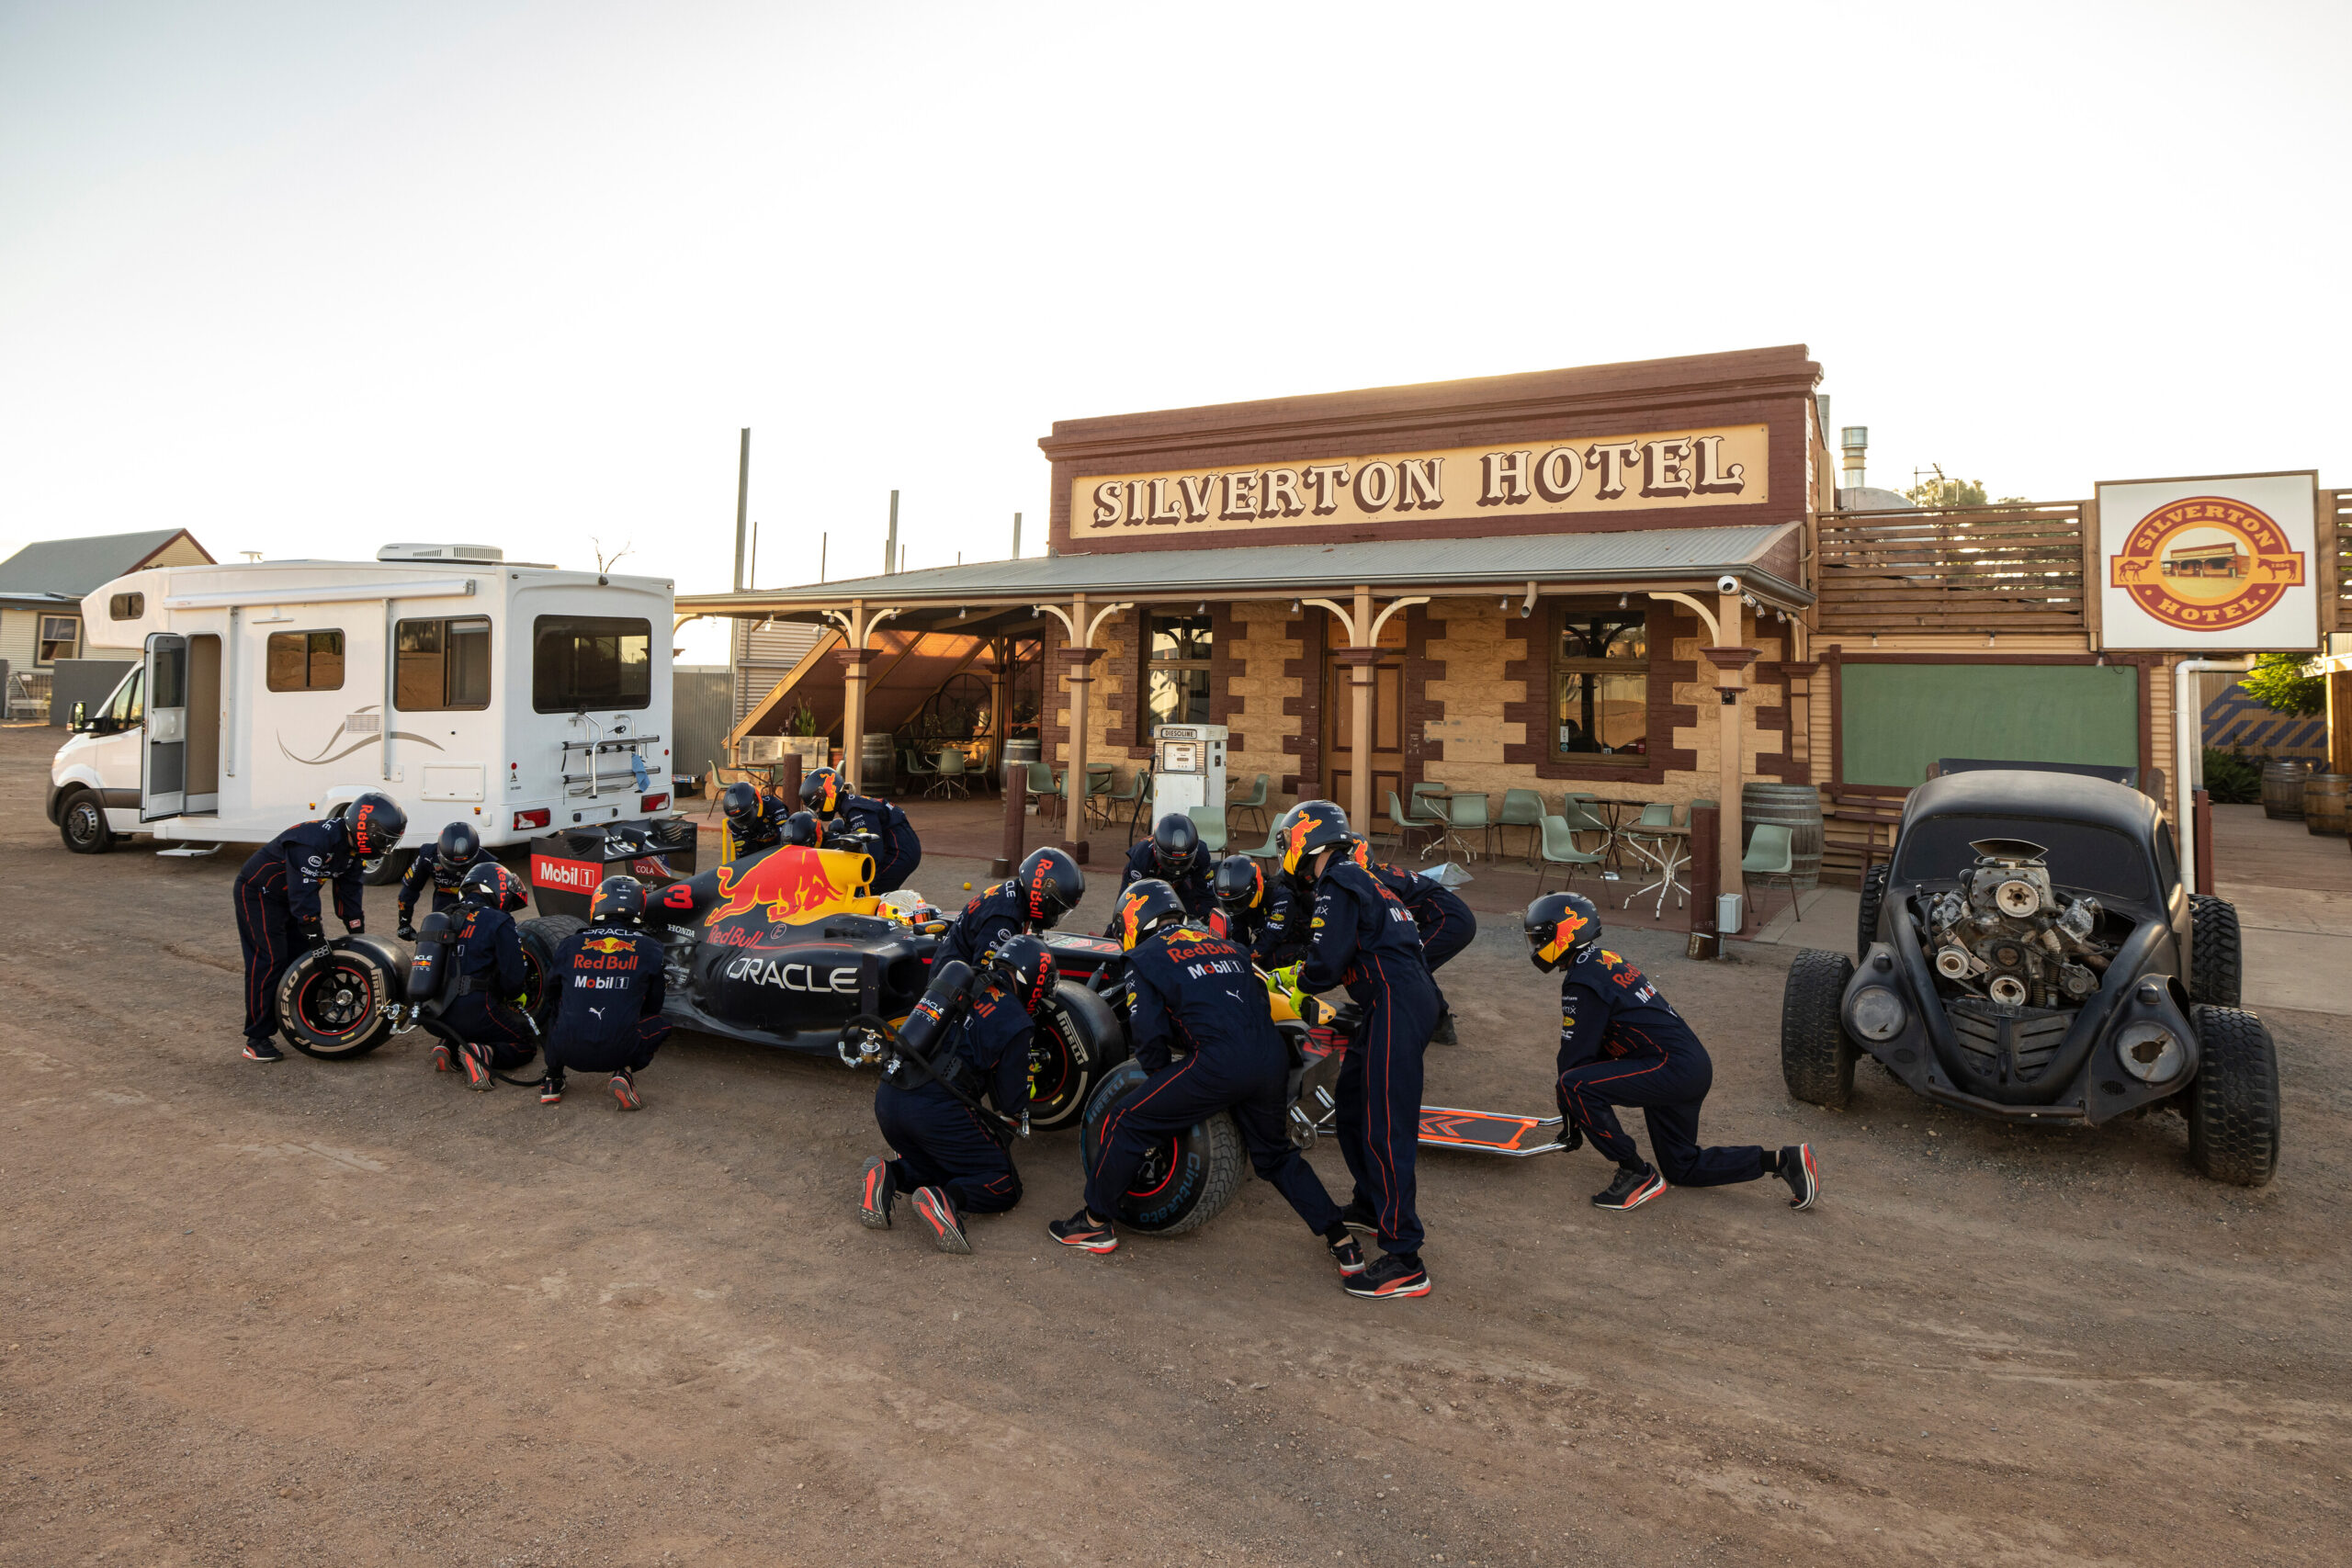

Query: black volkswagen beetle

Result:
[1780,768,2279,1185]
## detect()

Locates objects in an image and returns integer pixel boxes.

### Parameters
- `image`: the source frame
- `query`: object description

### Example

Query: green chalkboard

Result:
[1840,662,2140,788]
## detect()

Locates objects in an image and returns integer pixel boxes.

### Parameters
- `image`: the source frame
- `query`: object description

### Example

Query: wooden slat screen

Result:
[2332,490,2349,627]
[1815,502,2087,635]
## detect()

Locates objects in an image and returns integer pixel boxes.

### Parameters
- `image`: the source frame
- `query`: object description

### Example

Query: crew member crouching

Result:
[541,875,671,1111]
[424,863,538,1090]
[937,846,1083,971]
[1210,856,1307,970]
[397,820,500,940]
[1351,840,1476,1044]
[231,792,406,1063]
[720,781,790,857]
[862,935,1056,1254]
[803,766,922,895]
[1114,813,1216,920]
[1524,892,1818,1213]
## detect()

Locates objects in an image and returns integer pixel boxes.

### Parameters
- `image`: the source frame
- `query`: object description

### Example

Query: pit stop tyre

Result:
[2187,1004,2278,1187]
[1079,1059,1246,1235]
[1026,980,1126,1134]
[277,942,398,1058]
[515,916,586,1031]
[2188,895,2243,1010]
[60,790,114,854]
[1855,863,1889,959]
[1781,949,1860,1109]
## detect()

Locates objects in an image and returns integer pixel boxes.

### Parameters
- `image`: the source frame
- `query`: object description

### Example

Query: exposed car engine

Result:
[1919,839,2115,1010]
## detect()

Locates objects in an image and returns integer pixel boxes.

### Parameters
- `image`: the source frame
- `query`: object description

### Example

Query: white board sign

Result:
[2095,471,2318,651]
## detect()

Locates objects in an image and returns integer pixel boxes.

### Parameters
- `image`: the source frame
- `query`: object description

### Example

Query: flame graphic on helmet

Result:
[1118,892,1148,951]
[1281,811,1323,874]
[1239,863,1263,909]
[1349,839,1372,871]
[1535,911,1590,964]
[816,772,840,814]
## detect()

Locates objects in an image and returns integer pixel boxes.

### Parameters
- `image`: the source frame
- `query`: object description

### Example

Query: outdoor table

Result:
[1419,791,1489,863]
[1082,762,1118,825]
[1618,817,1691,918]
[1581,796,1654,872]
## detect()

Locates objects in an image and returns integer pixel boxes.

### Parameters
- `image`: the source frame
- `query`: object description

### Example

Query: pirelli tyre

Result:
[515,916,587,1030]
[2187,1005,2279,1187]
[276,937,401,1058]
[2188,895,2244,1010]
[1079,1059,1246,1235]
[1026,980,1127,1134]
[1781,949,1860,1109]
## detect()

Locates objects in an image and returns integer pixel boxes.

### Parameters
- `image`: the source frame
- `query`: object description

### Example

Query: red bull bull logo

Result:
[583,935,634,955]
[705,846,869,929]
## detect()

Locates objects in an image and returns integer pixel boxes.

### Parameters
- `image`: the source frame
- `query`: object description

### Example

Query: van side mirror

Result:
[69,701,89,732]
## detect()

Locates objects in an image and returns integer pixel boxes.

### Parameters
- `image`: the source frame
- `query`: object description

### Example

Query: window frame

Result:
[394,615,494,713]
[265,629,347,694]
[108,592,145,621]
[35,614,80,667]
[1135,611,1215,747]
[530,615,653,715]
[1548,604,1651,767]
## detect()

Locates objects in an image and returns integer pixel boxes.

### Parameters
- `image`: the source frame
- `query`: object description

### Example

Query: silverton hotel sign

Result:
[1078,423,1770,536]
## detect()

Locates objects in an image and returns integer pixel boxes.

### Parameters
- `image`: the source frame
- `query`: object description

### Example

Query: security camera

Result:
[1715,574,1739,594]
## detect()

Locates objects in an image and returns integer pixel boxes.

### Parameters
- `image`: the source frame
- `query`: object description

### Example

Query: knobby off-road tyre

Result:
[1781,949,1860,1110]
[1079,1059,1246,1235]
[1855,863,1889,960]
[515,916,586,1031]
[2187,1004,2279,1187]
[2188,895,2243,1010]
[277,942,399,1058]
[59,789,115,854]
[1027,980,1126,1134]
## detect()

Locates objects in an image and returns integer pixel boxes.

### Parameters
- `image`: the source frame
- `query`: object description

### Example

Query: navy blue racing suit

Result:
[874,978,1033,1214]
[232,819,365,1045]
[1085,924,1342,1235]
[545,922,671,1076]
[1117,839,1215,919]
[1210,881,1309,970]
[1554,946,1767,1187]
[1303,861,1440,1256]
[936,879,1033,973]
[1364,860,1476,1017]
[398,844,501,929]
[427,901,538,1069]
[836,791,921,895]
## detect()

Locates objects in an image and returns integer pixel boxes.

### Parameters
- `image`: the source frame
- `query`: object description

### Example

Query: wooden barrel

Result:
[2305,773,2351,837]
[1741,783,1825,891]
[2261,758,2313,819]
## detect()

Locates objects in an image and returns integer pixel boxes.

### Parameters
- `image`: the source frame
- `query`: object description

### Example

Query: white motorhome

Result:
[48,544,677,865]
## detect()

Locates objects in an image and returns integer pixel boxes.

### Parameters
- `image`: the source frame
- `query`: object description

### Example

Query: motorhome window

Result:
[396,617,492,711]
[108,592,144,621]
[36,615,79,665]
[266,630,345,692]
[532,616,651,712]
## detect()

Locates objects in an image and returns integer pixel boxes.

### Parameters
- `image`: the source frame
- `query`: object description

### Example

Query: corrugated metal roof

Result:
[0,530,193,595]
[681,524,1806,609]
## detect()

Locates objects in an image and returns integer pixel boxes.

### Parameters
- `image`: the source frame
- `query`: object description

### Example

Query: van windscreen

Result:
[533,616,651,713]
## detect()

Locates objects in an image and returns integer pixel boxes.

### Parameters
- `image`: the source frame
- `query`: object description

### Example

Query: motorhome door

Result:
[141,632,188,821]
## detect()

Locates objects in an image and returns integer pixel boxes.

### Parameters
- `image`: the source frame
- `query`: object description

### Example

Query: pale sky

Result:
[4,1,2346,664]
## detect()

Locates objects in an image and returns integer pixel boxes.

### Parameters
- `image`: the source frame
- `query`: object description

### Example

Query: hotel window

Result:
[36,615,80,665]
[266,630,346,692]
[1137,612,1212,745]
[1552,608,1648,763]
[396,616,492,711]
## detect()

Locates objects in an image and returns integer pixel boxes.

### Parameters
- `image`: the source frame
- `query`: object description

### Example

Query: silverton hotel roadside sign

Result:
[1077,423,1770,534]
[2096,470,2318,651]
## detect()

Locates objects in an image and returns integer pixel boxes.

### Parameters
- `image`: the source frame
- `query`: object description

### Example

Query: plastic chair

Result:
[1394,786,1449,860]
[1534,813,1610,897]
[1022,761,1062,826]
[1385,791,1442,859]
[904,748,941,791]
[1083,762,1117,825]
[1227,773,1271,836]
[1233,821,1286,861]
[1498,787,1547,864]
[1187,805,1228,853]
[1102,767,1152,836]
[929,748,969,800]
[1742,821,1801,924]
[1439,792,1492,862]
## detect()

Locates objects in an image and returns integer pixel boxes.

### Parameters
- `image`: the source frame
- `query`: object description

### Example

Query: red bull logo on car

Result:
[704,846,870,929]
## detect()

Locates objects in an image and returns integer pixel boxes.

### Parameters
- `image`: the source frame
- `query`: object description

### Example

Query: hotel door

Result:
[1323,622,1406,816]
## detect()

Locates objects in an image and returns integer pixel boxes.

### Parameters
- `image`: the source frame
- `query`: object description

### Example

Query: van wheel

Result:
[277,943,397,1058]
[2188,1005,2279,1186]
[60,791,115,855]
[516,916,586,1030]
[1079,1060,1246,1235]
[361,849,411,886]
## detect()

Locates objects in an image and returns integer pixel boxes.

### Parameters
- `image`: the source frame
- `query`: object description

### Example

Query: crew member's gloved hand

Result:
[345,919,365,936]
[1266,964,1309,1018]
[397,920,417,942]
[296,919,327,949]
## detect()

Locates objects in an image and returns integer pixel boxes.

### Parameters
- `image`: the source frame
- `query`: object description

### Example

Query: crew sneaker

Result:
[462,1043,494,1091]
[1047,1209,1119,1254]
[429,1042,456,1074]
[243,1039,284,1064]
[1592,1164,1668,1212]
[859,1156,897,1229]
[538,1072,566,1105]
[1326,1232,1368,1278]
[1429,1011,1458,1046]
[1338,1196,1379,1235]
[1344,1252,1431,1300]
[912,1187,971,1255]
[1776,1144,1820,1211]
[609,1069,643,1111]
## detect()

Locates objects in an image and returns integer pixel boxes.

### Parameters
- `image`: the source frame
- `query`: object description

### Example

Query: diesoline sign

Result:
[2096,470,2319,651]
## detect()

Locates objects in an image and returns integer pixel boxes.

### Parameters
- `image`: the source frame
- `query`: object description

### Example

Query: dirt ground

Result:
[5,727,2350,1567]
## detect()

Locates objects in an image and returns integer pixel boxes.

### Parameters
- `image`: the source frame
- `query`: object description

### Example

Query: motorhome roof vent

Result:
[377,543,505,564]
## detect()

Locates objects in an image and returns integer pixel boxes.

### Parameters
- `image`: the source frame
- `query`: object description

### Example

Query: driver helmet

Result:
[1277,800,1351,886]
[800,766,843,816]
[1016,846,1084,926]
[719,781,763,824]
[436,820,481,863]
[1114,878,1188,952]
[780,810,823,848]
[1214,855,1266,914]
[1148,813,1199,875]
[988,932,1057,1016]
[344,792,408,857]
[590,874,647,928]
[459,861,526,912]
[1523,892,1602,973]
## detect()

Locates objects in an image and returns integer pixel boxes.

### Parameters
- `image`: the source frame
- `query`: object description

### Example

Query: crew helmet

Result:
[780,810,823,848]
[800,766,843,816]
[719,781,763,823]
[591,874,647,927]
[1214,855,1266,913]
[1114,878,1189,952]
[1277,800,1351,885]
[1149,813,1200,874]
[459,861,526,912]
[436,820,481,863]
[1523,892,1602,972]
[988,932,1057,1016]
[1016,846,1084,926]
[343,792,408,857]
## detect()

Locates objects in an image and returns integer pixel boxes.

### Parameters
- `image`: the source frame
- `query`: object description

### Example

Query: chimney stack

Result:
[1839,426,1869,493]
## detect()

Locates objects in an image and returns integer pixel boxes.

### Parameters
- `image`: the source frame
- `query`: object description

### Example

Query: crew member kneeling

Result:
[803,766,922,895]
[232,792,406,1063]
[1050,879,1365,1282]
[937,846,1084,971]
[424,863,538,1090]
[541,875,670,1111]
[862,935,1055,1253]
[1525,892,1818,1213]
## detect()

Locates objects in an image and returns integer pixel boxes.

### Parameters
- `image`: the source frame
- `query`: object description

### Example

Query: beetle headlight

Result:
[2114,1021,2185,1083]
[1849,986,1906,1042]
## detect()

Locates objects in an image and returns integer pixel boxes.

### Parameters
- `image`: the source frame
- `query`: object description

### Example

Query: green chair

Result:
[929,748,969,801]
[1227,773,1272,836]
[1083,762,1117,824]
[1396,785,1448,860]
[1385,791,1442,859]
[1742,821,1801,924]
[1558,795,1612,858]
[1102,766,1152,837]
[1187,804,1229,853]
[1233,818,1285,860]
[1498,787,1547,864]
[1022,761,1062,826]
[1534,813,1610,896]
[1437,791,1492,861]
